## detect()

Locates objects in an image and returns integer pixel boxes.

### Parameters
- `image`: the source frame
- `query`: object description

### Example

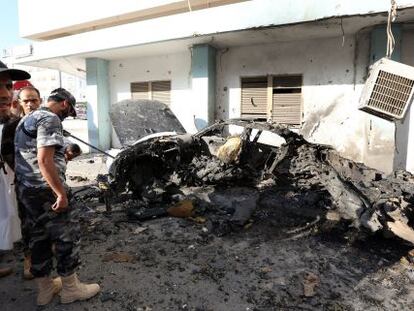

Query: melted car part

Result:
[109,119,414,244]
[110,99,186,147]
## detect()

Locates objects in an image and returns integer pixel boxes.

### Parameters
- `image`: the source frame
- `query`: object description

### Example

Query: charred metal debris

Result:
[78,119,414,243]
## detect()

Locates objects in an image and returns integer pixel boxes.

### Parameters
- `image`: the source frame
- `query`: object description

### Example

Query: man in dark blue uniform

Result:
[15,88,100,306]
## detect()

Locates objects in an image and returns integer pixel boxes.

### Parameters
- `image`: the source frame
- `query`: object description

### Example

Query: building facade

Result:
[1,55,86,105]
[13,0,414,173]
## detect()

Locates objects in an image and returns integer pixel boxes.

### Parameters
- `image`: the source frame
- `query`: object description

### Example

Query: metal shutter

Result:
[152,80,171,106]
[131,82,149,100]
[241,77,267,118]
[272,75,302,125]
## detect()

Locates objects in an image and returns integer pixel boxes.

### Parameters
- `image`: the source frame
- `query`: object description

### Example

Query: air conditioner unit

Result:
[359,57,414,121]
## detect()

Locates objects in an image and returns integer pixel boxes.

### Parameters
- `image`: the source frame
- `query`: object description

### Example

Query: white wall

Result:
[18,0,245,40]
[216,36,369,164]
[105,30,414,173]
[216,37,364,161]
[105,35,390,170]
[19,0,414,40]
[395,29,414,172]
[18,0,185,38]
[108,51,196,147]
[362,29,414,173]
[18,0,414,66]
[216,30,414,173]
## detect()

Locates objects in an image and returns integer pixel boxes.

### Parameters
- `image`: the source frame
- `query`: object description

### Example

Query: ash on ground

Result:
[2,120,414,311]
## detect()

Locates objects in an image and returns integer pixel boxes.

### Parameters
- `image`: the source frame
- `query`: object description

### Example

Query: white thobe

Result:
[0,124,21,250]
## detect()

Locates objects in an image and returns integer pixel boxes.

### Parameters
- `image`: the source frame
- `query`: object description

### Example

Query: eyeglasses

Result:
[19,98,40,104]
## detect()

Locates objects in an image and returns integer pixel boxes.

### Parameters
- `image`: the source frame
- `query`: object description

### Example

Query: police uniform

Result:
[14,107,80,277]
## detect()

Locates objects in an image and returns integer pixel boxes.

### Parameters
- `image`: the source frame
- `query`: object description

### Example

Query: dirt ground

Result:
[1,155,414,311]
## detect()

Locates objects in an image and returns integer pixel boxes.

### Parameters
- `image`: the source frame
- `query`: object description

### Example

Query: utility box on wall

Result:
[359,57,414,121]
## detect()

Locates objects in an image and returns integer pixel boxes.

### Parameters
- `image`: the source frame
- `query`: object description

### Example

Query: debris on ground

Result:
[302,272,320,297]
[3,118,414,310]
[102,252,137,263]
[167,200,195,218]
[108,119,414,244]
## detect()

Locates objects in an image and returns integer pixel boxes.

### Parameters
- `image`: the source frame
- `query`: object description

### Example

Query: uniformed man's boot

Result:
[36,276,62,305]
[60,273,100,304]
[23,256,34,280]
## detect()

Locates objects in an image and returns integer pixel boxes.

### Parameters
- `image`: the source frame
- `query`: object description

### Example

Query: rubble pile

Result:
[5,103,414,310]
[108,119,414,244]
[42,119,414,310]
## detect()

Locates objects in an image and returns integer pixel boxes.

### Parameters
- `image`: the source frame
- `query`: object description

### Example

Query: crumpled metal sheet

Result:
[110,99,186,147]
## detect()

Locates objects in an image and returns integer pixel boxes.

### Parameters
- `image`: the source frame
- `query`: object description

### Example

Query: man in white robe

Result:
[0,61,30,277]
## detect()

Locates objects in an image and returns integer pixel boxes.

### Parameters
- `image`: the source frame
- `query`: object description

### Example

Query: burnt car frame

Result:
[107,100,414,244]
[109,118,292,194]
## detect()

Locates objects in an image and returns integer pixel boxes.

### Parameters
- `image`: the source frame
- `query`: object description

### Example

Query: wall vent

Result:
[359,58,414,121]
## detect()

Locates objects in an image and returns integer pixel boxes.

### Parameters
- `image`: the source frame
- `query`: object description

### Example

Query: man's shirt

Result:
[0,116,20,170]
[14,107,67,188]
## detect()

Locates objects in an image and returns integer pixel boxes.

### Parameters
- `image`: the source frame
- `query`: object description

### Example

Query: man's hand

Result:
[38,146,69,212]
[52,194,68,212]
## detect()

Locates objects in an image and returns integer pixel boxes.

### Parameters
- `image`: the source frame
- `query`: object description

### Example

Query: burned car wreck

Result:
[107,100,414,243]
[56,100,414,310]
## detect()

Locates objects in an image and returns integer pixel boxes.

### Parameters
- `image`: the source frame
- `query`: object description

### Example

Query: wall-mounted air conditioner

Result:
[359,57,414,121]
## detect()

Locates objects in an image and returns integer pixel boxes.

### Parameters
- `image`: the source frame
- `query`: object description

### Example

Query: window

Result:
[241,77,268,119]
[272,75,302,125]
[241,75,302,126]
[152,80,171,105]
[130,80,171,106]
[130,82,149,100]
